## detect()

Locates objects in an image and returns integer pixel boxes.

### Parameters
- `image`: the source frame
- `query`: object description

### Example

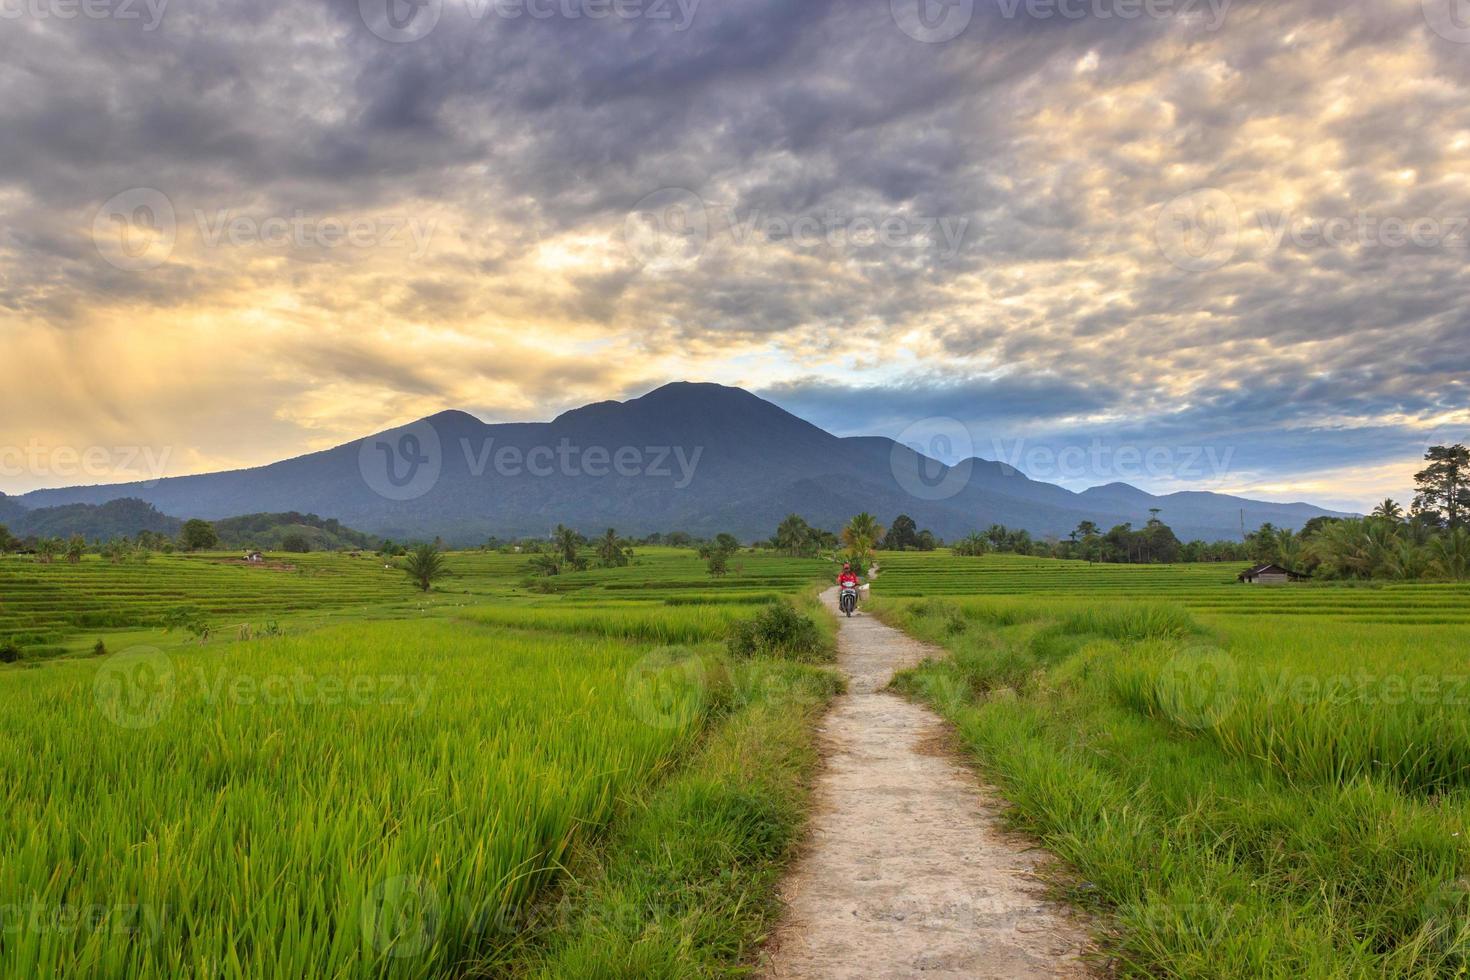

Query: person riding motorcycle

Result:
[837,562,862,615]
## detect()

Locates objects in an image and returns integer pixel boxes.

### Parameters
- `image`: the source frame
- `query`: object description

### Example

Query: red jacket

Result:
[838,572,860,588]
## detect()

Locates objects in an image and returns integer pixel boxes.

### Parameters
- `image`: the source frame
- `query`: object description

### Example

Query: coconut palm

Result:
[552,524,583,566]
[775,514,813,556]
[1371,498,1405,522]
[597,528,629,568]
[842,512,884,569]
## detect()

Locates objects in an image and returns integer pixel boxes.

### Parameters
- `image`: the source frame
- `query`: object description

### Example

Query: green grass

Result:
[0,547,839,978]
[872,551,1470,977]
[515,660,841,978]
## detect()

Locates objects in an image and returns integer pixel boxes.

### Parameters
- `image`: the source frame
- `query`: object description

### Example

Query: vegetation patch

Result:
[505,660,840,977]
[878,552,1470,977]
[727,599,830,662]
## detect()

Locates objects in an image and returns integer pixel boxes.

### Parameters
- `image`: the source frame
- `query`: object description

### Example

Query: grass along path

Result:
[759,588,1097,979]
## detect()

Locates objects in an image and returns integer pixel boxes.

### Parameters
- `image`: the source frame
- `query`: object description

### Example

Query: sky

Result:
[2,0,1468,512]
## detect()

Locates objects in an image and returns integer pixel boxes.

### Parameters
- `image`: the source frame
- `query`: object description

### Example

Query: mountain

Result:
[15,383,1352,543]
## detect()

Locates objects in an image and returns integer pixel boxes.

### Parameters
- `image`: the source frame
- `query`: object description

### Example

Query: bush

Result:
[727,602,822,660]
[281,533,311,554]
[0,641,20,664]
[92,639,107,657]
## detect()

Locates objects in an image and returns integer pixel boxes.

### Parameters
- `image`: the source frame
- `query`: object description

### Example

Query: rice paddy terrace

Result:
[873,551,1470,625]
[871,550,1470,976]
[0,548,830,660]
[0,547,838,978]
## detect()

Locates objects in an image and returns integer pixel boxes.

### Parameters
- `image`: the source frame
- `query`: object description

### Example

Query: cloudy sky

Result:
[2,0,1467,510]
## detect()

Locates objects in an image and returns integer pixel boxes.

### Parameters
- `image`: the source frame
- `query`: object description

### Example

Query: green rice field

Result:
[872,550,1470,977]
[0,547,838,978]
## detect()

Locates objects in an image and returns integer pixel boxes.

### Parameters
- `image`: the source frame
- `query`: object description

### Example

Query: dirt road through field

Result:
[759,588,1097,979]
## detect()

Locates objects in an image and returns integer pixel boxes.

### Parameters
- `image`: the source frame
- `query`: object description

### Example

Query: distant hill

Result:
[0,497,181,541]
[0,496,377,551]
[0,493,29,527]
[212,513,379,551]
[17,383,1353,544]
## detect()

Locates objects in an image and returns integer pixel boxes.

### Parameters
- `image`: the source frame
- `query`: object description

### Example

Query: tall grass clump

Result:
[727,601,827,662]
[1058,602,1199,642]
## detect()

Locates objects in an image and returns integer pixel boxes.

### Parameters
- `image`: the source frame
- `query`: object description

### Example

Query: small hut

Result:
[1238,562,1309,584]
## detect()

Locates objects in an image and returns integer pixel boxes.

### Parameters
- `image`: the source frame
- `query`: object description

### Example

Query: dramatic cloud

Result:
[1,0,1467,509]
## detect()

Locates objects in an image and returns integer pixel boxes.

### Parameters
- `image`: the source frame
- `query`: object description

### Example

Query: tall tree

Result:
[181,519,220,551]
[882,514,919,551]
[1414,445,1469,529]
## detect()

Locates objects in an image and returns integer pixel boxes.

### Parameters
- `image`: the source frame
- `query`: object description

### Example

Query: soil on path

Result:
[759,588,1098,979]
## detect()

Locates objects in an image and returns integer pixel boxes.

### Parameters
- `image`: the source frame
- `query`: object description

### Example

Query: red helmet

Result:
[842,562,852,570]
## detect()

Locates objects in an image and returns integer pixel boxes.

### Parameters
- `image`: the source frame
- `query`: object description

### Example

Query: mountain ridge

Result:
[14,382,1354,543]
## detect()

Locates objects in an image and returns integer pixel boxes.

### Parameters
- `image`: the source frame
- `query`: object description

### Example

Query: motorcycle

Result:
[839,585,859,617]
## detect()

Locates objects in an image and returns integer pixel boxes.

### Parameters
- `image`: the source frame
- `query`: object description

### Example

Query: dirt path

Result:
[759,588,1097,979]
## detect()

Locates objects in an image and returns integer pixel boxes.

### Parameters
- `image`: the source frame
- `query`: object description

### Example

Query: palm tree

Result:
[1385,539,1430,580]
[597,528,629,568]
[953,532,988,557]
[36,538,61,564]
[552,524,582,565]
[1428,527,1470,581]
[1274,528,1301,568]
[1371,498,1405,522]
[842,513,884,569]
[1308,518,1371,579]
[775,514,813,556]
[65,535,85,564]
[403,544,448,592]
